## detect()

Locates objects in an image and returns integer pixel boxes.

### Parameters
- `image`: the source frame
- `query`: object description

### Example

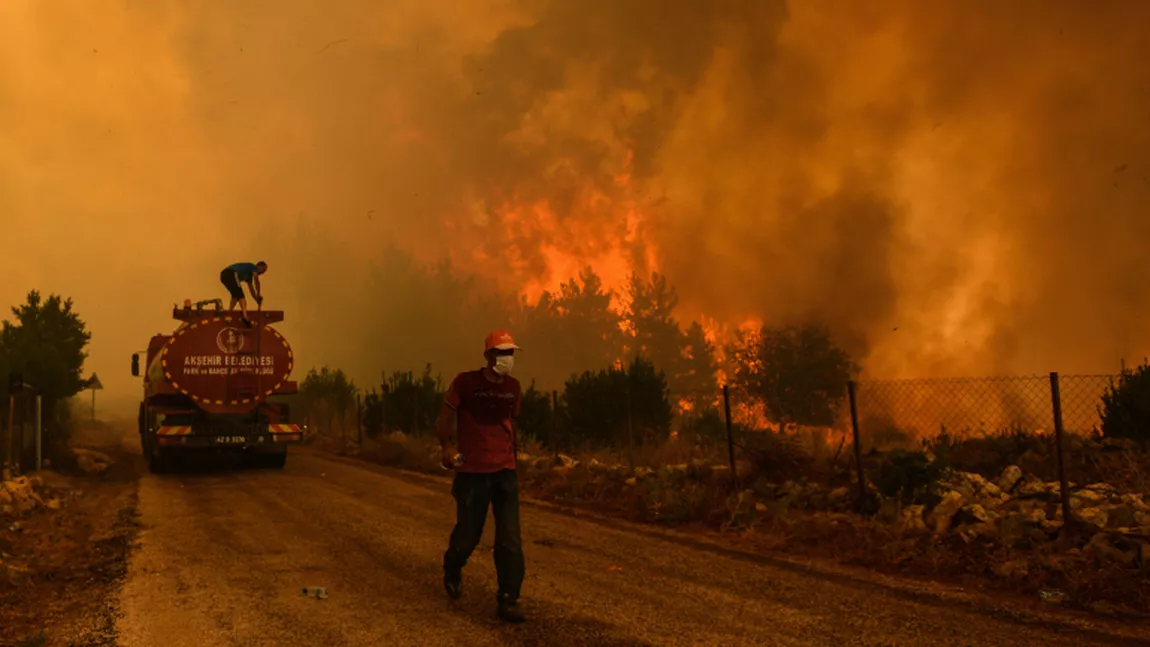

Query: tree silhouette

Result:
[733,323,856,429]
[676,321,718,399]
[519,266,623,390]
[0,290,92,457]
[624,272,688,390]
[299,366,359,436]
[563,356,672,449]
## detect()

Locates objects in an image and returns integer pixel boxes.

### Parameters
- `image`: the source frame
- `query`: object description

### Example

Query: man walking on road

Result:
[437,330,526,623]
[219,261,266,326]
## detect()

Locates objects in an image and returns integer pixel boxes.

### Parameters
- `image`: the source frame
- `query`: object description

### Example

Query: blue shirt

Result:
[227,262,260,283]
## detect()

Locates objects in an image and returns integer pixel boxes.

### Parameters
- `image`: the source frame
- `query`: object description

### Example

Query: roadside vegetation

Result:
[297,266,1150,617]
[1,290,139,647]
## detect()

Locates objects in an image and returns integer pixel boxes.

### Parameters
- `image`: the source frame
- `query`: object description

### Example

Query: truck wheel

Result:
[144,438,171,474]
[147,448,171,474]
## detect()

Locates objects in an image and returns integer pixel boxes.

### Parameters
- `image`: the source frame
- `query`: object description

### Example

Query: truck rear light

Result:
[157,436,186,446]
[276,433,300,442]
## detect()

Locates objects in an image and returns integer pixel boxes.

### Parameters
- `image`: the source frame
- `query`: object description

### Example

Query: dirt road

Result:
[113,448,1150,647]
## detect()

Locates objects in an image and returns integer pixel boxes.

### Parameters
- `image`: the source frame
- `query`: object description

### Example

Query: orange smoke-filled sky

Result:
[2,0,1149,413]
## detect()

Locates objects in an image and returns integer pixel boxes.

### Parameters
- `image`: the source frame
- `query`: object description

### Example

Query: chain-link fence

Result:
[1,393,47,477]
[847,372,1129,520]
[1056,374,1122,436]
[336,367,1139,521]
[851,375,1055,447]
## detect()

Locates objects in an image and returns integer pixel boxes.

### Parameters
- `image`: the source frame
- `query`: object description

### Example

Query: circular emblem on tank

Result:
[216,327,245,354]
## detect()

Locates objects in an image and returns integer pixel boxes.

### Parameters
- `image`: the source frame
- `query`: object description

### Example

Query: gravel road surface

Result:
[114,449,1150,647]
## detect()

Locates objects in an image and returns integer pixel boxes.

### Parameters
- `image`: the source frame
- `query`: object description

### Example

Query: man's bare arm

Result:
[252,275,262,300]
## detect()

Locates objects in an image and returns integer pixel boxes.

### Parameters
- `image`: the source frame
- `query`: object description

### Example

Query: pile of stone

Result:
[72,448,114,476]
[0,474,63,517]
[872,465,1149,570]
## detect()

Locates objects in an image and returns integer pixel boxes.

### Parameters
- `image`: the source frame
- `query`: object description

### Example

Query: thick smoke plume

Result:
[2,0,1149,411]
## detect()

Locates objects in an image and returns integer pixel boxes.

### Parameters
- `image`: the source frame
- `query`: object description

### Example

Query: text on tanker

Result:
[181,354,276,376]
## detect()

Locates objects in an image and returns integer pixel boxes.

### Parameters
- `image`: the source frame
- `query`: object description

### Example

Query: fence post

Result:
[847,381,868,508]
[7,395,15,476]
[1049,372,1073,525]
[3,395,12,477]
[356,393,363,446]
[35,395,42,471]
[722,384,736,480]
[550,390,559,464]
[381,385,389,434]
[413,392,420,436]
[625,382,635,472]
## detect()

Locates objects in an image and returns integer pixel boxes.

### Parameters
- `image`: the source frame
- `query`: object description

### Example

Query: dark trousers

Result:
[443,469,525,600]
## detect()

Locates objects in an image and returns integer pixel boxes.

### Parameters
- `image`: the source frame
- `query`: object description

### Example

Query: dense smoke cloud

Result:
[2,0,1149,414]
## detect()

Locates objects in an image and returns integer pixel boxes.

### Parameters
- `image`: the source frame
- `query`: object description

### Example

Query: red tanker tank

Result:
[156,311,295,414]
[132,303,302,472]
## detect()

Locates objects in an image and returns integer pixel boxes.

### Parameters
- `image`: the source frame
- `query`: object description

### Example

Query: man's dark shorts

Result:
[220,269,245,301]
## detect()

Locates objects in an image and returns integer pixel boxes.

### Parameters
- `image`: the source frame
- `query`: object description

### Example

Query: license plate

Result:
[214,435,247,444]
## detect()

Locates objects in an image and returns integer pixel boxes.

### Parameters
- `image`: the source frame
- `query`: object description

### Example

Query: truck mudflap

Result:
[154,424,303,447]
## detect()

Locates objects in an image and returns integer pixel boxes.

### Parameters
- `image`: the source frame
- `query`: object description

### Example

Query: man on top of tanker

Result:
[219,261,266,326]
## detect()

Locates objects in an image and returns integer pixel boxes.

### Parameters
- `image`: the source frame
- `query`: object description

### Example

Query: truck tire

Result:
[145,442,171,474]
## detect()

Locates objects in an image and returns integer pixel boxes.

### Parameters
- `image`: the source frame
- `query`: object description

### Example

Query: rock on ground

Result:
[73,448,115,476]
[930,491,966,534]
[997,466,1023,493]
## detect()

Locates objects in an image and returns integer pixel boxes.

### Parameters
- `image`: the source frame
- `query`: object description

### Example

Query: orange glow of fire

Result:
[468,148,658,310]
[731,399,776,432]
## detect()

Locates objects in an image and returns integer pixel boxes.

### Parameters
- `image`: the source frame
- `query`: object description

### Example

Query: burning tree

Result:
[518,267,624,391]
[624,272,718,398]
[732,323,856,430]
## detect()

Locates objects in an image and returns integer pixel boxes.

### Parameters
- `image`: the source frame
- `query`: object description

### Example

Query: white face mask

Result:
[493,354,514,376]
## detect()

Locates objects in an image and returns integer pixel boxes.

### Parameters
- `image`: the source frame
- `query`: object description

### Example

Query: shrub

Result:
[380,365,444,435]
[740,429,815,481]
[873,449,946,506]
[731,323,856,429]
[679,408,727,445]
[362,390,384,439]
[516,382,555,448]
[926,425,1049,479]
[1099,364,1150,445]
[562,356,672,449]
[642,477,713,523]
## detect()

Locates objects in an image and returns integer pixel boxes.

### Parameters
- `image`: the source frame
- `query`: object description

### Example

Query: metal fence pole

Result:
[625,382,635,472]
[3,395,12,476]
[35,395,42,471]
[1049,372,1073,525]
[847,381,868,507]
[550,390,559,463]
[356,393,363,446]
[722,384,736,478]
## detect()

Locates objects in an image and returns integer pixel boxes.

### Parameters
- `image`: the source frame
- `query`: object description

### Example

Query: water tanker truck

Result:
[130,301,302,472]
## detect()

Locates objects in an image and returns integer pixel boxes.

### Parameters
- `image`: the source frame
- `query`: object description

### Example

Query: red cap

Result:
[484,330,520,352]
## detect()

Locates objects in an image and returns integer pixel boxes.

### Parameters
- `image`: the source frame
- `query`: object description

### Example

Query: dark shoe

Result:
[497,594,525,623]
[444,568,462,600]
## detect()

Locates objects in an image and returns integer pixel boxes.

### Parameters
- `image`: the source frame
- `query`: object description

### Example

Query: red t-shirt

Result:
[444,369,521,473]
